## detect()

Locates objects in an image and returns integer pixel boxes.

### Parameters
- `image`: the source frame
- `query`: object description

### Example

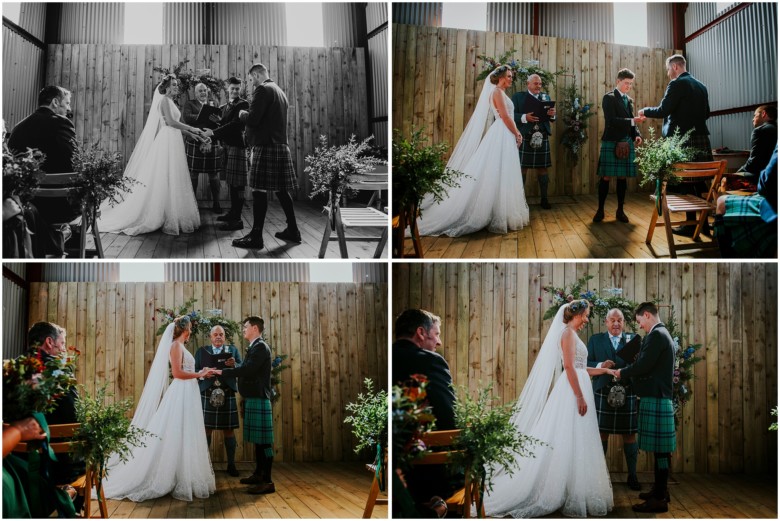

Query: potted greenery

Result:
[635,128,695,214]
[306,134,386,201]
[344,378,388,505]
[2,137,46,207]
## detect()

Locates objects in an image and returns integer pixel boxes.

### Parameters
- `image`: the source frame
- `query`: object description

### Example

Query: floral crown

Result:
[568,299,589,313]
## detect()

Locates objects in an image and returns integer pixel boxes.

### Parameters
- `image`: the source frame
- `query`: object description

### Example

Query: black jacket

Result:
[194,345,242,393]
[620,323,675,399]
[212,98,249,148]
[587,331,632,392]
[220,338,272,399]
[740,121,777,176]
[243,80,289,146]
[600,89,641,142]
[512,90,554,136]
[642,72,710,137]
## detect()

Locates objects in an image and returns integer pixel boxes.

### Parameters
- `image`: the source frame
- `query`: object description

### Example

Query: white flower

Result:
[51,369,64,377]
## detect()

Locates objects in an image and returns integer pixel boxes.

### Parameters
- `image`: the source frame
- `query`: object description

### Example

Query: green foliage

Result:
[664,307,704,429]
[153,60,226,100]
[392,374,437,472]
[558,82,596,165]
[305,135,386,199]
[475,50,566,92]
[392,127,466,217]
[71,384,153,479]
[344,378,388,455]
[635,127,696,188]
[770,407,778,431]
[2,135,46,205]
[155,298,243,344]
[541,275,639,332]
[71,140,139,209]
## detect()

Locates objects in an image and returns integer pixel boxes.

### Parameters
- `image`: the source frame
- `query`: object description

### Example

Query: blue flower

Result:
[272,356,283,368]
[51,369,64,377]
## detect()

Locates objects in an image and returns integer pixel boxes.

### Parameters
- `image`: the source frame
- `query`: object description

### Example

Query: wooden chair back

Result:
[36,172,79,200]
[670,160,727,203]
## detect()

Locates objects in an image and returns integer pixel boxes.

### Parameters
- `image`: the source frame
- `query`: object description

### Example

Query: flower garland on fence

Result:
[559,82,596,165]
[662,306,704,429]
[153,59,226,100]
[541,274,639,331]
[475,49,566,90]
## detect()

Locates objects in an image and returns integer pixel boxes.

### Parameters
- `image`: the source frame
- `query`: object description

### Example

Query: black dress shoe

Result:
[275,228,302,243]
[227,464,240,477]
[219,220,244,231]
[217,211,236,222]
[632,498,668,513]
[233,233,263,249]
[239,474,263,485]
[592,209,605,222]
[627,474,641,491]
[540,198,552,210]
[247,482,275,495]
[639,489,670,502]
[672,225,697,237]
[616,210,630,223]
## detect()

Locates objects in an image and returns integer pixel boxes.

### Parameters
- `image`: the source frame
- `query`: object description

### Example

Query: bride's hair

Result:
[158,74,176,95]
[489,65,511,85]
[173,315,191,338]
[562,299,590,323]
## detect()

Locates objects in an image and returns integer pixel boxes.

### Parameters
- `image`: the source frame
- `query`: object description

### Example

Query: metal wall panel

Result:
[163,263,311,282]
[18,2,46,41]
[163,3,205,44]
[165,263,213,282]
[368,26,388,148]
[707,112,753,151]
[646,2,674,49]
[372,120,388,150]
[42,263,120,282]
[3,277,28,358]
[323,3,366,48]
[208,3,287,45]
[58,2,124,44]
[486,3,533,34]
[392,2,442,27]
[352,263,387,283]
[367,2,388,33]
[4,263,27,279]
[2,25,45,130]
[540,3,614,42]
[685,2,742,37]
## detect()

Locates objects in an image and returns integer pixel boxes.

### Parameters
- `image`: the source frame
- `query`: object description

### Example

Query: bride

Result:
[416,65,530,237]
[102,316,217,502]
[98,75,204,236]
[484,300,615,518]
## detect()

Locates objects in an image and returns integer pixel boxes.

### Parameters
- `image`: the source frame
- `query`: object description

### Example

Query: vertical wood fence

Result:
[392,262,778,475]
[28,281,388,463]
[392,23,681,197]
[44,44,370,199]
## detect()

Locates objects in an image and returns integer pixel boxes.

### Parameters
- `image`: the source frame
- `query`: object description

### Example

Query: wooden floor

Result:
[402,193,723,259]
[92,462,387,519]
[89,200,388,259]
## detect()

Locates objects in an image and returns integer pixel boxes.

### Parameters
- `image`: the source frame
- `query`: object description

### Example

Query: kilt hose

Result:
[519,133,552,169]
[714,194,777,257]
[249,144,299,192]
[637,397,676,453]
[200,390,239,430]
[221,145,249,188]
[594,386,638,434]
[243,397,274,450]
[185,139,222,174]
[597,140,638,178]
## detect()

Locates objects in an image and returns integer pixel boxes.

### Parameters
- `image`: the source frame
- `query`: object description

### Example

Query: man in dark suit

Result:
[195,325,243,477]
[587,309,640,490]
[8,86,78,224]
[204,77,250,230]
[218,316,276,494]
[738,104,777,178]
[616,303,676,513]
[234,63,300,250]
[640,54,713,236]
[513,74,557,209]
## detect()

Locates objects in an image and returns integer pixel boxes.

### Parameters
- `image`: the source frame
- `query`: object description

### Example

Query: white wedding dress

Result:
[484,307,613,518]
[416,70,529,237]
[102,324,215,502]
[98,86,200,236]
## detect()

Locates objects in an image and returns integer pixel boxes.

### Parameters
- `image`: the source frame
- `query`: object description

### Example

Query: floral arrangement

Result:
[345,378,388,490]
[663,306,703,429]
[635,127,696,214]
[559,82,596,165]
[3,347,79,422]
[2,136,46,205]
[392,374,437,473]
[305,134,386,199]
[475,49,566,91]
[541,274,639,331]
[70,140,139,211]
[153,60,226,100]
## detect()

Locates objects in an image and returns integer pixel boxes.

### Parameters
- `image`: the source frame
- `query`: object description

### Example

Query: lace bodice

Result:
[559,330,588,369]
[490,91,514,120]
[158,97,181,127]
[181,348,195,373]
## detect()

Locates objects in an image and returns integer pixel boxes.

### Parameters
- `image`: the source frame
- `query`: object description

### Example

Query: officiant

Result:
[586,308,640,491]
[195,325,242,477]
[182,83,223,213]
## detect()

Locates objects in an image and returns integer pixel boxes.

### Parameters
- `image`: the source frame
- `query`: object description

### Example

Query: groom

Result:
[616,302,676,513]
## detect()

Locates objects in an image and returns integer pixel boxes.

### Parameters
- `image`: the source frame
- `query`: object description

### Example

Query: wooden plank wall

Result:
[44,44,370,199]
[392,23,681,197]
[392,262,778,475]
[28,281,388,463]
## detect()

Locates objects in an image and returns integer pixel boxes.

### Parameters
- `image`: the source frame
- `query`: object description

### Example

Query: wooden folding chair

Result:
[362,448,388,518]
[319,190,388,258]
[13,422,108,518]
[36,173,104,258]
[645,160,726,258]
[413,429,485,518]
[392,205,423,258]
[345,166,388,210]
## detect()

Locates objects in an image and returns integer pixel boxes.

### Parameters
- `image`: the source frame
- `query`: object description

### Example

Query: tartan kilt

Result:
[221,145,249,188]
[594,386,638,434]
[714,194,777,257]
[686,133,714,161]
[243,397,274,445]
[200,390,239,430]
[185,139,223,174]
[637,397,676,453]
[596,140,638,178]
[519,133,552,168]
[249,144,299,192]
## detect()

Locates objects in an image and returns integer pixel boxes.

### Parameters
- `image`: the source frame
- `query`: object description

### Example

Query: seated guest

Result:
[714,145,777,257]
[739,105,777,179]
[392,309,457,518]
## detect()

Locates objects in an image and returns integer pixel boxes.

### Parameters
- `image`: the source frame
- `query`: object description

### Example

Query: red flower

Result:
[538,297,542,302]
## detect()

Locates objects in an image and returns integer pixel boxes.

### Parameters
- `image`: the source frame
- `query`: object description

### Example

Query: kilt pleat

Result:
[714,194,776,257]
[185,139,222,174]
[222,145,249,187]
[519,133,552,168]
[686,134,714,161]
[637,397,676,453]
[594,386,638,434]
[596,140,637,178]
[200,391,239,430]
[243,397,274,445]
[249,144,299,192]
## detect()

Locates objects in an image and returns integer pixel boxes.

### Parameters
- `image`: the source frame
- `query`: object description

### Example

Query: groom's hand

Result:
[602,360,615,369]
[224,357,235,367]
[614,369,621,380]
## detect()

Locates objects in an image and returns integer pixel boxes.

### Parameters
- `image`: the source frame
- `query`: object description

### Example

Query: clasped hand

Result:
[199,367,223,378]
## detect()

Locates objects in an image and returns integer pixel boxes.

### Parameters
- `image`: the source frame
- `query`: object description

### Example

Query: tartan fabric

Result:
[249,144,299,191]
[594,386,638,434]
[185,139,223,174]
[200,390,239,430]
[243,397,274,445]
[596,140,638,178]
[714,194,777,257]
[637,397,676,453]
[222,145,249,188]
[686,134,714,161]
[518,133,552,168]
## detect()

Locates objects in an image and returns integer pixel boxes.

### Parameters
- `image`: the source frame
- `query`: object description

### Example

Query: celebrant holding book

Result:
[182,82,224,212]
[195,325,243,477]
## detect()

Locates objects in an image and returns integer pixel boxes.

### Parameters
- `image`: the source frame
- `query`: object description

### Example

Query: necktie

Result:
[623,95,629,109]
[612,336,620,350]
[213,346,223,355]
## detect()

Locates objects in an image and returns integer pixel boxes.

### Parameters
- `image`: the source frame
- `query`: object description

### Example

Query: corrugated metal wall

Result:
[486,3,533,34]
[43,263,120,282]
[18,2,46,41]
[324,2,366,48]
[352,262,387,283]
[367,2,388,149]
[540,3,614,42]
[163,3,288,45]
[2,23,46,130]
[707,112,753,150]
[392,2,442,27]
[163,3,205,44]
[646,2,674,49]
[163,263,311,282]
[3,266,28,358]
[57,2,124,44]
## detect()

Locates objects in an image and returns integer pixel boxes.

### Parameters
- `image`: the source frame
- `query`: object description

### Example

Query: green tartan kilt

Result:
[594,386,638,434]
[637,397,676,453]
[714,194,777,258]
[519,133,552,168]
[596,140,637,178]
[243,397,274,445]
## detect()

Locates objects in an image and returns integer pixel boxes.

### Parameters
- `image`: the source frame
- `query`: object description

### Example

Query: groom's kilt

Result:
[200,390,239,430]
[249,144,299,192]
[243,397,274,445]
[519,133,552,168]
[222,145,249,188]
[637,397,676,453]
[597,140,638,178]
[186,139,222,174]
[594,386,638,434]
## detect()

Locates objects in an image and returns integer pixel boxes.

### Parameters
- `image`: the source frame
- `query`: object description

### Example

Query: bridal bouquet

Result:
[559,83,595,165]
